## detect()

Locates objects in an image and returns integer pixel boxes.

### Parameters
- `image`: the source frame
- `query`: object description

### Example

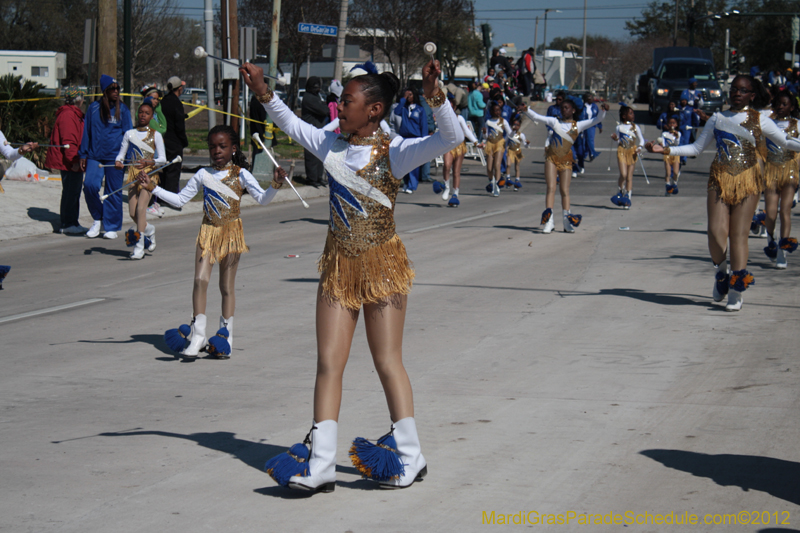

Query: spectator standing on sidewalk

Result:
[468,81,486,140]
[394,87,429,193]
[80,75,131,239]
[46,87,86,234]
[301,76,329,187]
[160,76,188,202]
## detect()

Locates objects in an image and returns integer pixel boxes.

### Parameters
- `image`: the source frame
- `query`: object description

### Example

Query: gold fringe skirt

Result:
[318,231,415,311]
[663,155,679,166]
[545,148,574,171]
[617,146,638,165]
[708,164,764,206]
[508,149,524,164]
[124,168,158,195]
[764,160,798,190]
[485,138,505,155]
[449,141,467,158]
[196,218,249,264]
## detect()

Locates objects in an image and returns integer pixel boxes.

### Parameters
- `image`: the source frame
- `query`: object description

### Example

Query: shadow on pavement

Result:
[282,278,320,283]
[83,246,131,258]
[640,449,800,506]
[27,206,60,233]
[78,333,174,356]
[279,217,328,225]
[632,254,710,263]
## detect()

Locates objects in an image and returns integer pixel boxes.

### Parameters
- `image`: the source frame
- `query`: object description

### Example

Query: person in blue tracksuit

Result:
[394,88,429,192]
[418,88,435,183]
[80,74,132,239]
[583,93,602,161]
[677,98,699,165]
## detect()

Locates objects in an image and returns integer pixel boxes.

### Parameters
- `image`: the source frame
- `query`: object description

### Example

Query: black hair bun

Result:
[381,72,400,98]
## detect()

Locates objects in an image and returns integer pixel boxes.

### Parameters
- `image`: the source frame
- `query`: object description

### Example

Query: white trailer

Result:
[0,51,67,90]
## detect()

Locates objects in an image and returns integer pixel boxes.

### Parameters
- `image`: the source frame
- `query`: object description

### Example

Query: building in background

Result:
[0,51,67,90]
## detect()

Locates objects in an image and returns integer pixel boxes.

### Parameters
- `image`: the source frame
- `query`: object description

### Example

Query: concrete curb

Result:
[0,172,329,242]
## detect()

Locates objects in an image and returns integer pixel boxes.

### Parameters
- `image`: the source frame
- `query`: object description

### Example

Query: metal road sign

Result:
[297,23,338,36]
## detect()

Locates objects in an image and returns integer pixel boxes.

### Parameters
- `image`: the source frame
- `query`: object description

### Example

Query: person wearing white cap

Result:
[159,76,188,198]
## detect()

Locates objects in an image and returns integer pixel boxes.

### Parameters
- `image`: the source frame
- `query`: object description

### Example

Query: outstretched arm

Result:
[149,170,203,207]
[239,168,279,206]
[651,114,715,155]
[761,114,800,151]
[240,63,335,161]
[576,108,608,133]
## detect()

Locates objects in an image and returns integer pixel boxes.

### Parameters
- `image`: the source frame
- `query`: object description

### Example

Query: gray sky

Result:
[175,0,649,53]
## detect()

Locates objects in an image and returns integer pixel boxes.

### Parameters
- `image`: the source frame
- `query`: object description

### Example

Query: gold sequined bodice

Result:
[202,165,243,227]
[766,117,798,166]
[712,108,763,176]
[617,123,638,150]
[486,118,506,143]
[324,132,399,257]
[545,121,578,160]
[125,127,157,183]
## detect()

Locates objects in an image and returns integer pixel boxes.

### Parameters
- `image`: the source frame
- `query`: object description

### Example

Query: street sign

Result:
[297,23,338,37]
[793,17,799,42]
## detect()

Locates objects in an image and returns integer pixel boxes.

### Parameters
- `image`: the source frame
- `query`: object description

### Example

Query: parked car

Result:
[180,87,208,106]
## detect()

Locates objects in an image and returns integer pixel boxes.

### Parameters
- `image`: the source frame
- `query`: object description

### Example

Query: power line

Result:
[479,16,637,21]
[475,4,648,12]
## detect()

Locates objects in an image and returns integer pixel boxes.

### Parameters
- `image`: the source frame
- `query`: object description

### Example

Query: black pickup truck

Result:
[648,47,725,119]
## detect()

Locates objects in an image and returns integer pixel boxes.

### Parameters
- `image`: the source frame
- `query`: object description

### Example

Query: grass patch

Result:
[186,127,305,160]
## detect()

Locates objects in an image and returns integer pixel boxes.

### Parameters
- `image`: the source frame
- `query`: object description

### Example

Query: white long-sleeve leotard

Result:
[457,115,479,143]
[152,166,278,207]
[323,118,394,139]
[668,110,800,157]
[614,123,645,149]
[0,130,24,161]
[115,128,167,164]
[522,108,606,147]
[484,117,513,141]
[261,92,463,180]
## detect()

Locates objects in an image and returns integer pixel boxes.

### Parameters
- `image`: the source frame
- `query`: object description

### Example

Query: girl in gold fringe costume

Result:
[439,93,481,206]
[762,88,799,269]
[519,96,608,233]
[138,125,285,357]
[647,75,800,311]
[656,115,682,196]
[241,59,462,492]
[610,106,645,209]
[115,102,166,259]
[483,103,512,196]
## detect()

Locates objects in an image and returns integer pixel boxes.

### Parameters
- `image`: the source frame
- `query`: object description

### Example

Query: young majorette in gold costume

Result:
[140,125,285,358]
[116,101,166,259]
[610,105,645,209]
[762,87,799,269]
[435,93,481,206]
[648,75,800,311]
[519,96,608,233]
[241,58,462,493]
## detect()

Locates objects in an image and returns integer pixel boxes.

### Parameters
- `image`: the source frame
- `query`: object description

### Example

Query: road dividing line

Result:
[406,209,511,234]
[0,298,105,325]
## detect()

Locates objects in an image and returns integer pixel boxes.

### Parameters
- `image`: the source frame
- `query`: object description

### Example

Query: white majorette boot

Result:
[441,179,450,201]
[220,316,233,351]
[379,417,427,489]
[144,223,156,252]
[183,314,207,356]
[541,208,554,234]
[288,420,338,493]
[726,269,754,312]
[712,260,729,302]
[130,237,145,260]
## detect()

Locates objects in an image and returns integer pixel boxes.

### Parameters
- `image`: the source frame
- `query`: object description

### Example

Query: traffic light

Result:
[729,48,738,73]
[481,24,492,49]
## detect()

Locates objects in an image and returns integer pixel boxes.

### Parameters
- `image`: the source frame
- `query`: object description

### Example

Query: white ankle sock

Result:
[453,188,459,195]
[563,209,570,216]
[716,259,728,273]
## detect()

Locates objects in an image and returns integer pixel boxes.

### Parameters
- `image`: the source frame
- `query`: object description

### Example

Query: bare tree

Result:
[120,0,205,89]
[238,0,339,105]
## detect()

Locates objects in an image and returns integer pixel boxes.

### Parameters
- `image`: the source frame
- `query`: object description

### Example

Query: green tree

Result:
[0,74,58,167]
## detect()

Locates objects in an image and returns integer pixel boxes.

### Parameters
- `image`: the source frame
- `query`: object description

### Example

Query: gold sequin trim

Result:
[425,89,446,108]
[255,86,274,103]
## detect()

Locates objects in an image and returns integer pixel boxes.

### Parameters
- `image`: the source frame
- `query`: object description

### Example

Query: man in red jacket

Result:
[45,87,86,234]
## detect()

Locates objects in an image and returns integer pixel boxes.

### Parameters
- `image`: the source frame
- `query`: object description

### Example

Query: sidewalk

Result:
[0,171,328,242]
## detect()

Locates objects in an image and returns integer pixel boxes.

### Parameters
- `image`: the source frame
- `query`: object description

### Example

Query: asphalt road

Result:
[1,110,798,532]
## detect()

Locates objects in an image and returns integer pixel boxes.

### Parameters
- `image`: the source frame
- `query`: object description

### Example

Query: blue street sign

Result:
[297,23,338,36]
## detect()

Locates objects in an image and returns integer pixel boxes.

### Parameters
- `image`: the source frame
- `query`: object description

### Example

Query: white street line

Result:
[0,298,105,325]
[406,210,511,234]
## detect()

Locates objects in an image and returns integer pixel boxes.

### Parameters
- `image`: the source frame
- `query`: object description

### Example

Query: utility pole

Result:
[724,28,730,75]
[205,0,215,128]
[581,0,587,91]
[333,0,349,81]
[673,0,679,46]
[97,0,116,93]
[123,0,132,109]
[534,17,539,71]
[220,0,240,131]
